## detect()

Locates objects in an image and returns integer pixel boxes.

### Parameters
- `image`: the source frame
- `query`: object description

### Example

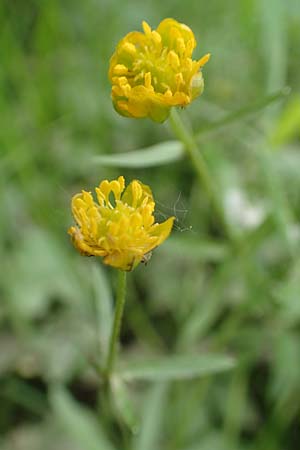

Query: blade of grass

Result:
[50,385,116,450]
[132,383,168,450]
[258,0,287,93]
[90,141,184,168]
[119,354,235,382]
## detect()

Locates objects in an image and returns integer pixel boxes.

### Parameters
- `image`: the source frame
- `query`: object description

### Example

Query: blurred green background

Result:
[1,0,300,449]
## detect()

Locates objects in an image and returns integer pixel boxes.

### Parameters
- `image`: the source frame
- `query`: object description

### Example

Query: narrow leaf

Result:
[271,95,300,146]
[91,141,184,168]
[119,354,235,381]
[258,0,287,92]
[50,385,115,450]
[110,376,139,433]
[132,383,168,450]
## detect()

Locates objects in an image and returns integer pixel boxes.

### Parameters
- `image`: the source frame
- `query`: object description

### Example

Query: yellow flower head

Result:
[68,176,175,271]
[109,18,210,122]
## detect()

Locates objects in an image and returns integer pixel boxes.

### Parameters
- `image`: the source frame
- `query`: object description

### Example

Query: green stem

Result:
[169,108,235,243]
[105,270,127,376]
[195,87,290,137]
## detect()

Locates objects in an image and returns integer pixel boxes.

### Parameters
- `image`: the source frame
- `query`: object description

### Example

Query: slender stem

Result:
[195,87,290,138]
[105,270,127,376]
[169,108,235,243]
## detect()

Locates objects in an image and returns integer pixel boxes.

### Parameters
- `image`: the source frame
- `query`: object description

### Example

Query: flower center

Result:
[131,47,179,94]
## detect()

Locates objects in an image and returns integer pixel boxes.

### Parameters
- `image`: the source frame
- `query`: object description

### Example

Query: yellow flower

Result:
[109,18,210,122]
[68,176,175,271]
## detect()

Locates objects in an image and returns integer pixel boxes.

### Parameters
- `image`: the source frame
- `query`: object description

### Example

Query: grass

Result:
[1,0,300,449]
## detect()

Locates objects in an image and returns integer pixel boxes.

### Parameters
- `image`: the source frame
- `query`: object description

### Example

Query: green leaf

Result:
[183,433,231,450]
[50,385,115,450]
[271,95,300,146]
[119,354,235,381]
[91,141,184,168]
[2,378,47,416]
[5,227,88,320]
[258,0,287,92]
[110,376,139,433]
[132,383,168,450]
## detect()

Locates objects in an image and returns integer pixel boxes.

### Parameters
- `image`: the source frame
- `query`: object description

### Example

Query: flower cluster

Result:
[68,176,174,271]
[69,19,209,268]
[109,18,210,122]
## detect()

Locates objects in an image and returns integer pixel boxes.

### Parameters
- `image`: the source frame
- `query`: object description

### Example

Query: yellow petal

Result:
[149,216,175,246]
[156,18,196,52]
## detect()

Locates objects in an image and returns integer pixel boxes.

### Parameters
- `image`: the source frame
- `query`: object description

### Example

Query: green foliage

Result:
[50,385,116,450]
[119,354,235,381]
[1,0,300,449]
[271,95,300,146]
[91,141,184,168]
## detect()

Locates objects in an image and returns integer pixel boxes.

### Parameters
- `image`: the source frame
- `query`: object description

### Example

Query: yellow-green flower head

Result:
[68,176,175,271]
[109,18,210,122]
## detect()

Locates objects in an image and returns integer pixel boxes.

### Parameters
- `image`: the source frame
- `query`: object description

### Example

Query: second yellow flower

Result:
[68,176,174,271]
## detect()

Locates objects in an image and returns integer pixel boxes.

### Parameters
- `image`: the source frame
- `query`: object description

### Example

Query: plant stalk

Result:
[105,270,127,377]
[169,108,235,243]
